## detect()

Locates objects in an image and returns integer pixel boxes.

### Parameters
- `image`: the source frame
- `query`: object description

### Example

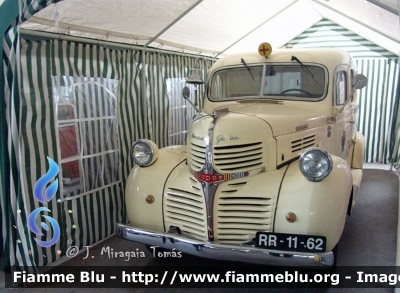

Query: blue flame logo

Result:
[33,157,59,204]
[28,207,60,247]
[28,157,60,247]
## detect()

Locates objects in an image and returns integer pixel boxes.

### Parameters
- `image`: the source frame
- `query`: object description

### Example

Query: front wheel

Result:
[330,244,338,270]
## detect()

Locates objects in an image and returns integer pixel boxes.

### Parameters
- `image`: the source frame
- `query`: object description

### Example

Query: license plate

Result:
[255,232,326,253]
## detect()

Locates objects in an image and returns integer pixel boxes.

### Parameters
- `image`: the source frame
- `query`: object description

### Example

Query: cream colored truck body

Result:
[118,48,366,266]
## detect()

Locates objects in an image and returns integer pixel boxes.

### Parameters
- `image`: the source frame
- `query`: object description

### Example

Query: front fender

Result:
[275,155,352,251]
[125,146,186,231]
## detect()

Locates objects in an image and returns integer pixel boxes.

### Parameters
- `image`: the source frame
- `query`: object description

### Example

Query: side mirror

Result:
[182,86,199,113]
[352,74,367,90]
[182,86,190,100]
[338,74,368,113]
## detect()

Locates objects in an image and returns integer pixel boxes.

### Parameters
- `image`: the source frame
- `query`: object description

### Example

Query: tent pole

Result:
[366,0,398,15]
[0,0,19,36]
[144,0,204,48]
[26,3,214,57]
[310,0,400,45]
[19,28,216,61]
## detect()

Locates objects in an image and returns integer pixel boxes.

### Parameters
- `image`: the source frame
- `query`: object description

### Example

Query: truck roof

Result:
[211,48,353,72]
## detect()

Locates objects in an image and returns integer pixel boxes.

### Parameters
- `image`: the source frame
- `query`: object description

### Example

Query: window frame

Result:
[53,76,121,201]
[333,65,351,108]
[208,63,329,102]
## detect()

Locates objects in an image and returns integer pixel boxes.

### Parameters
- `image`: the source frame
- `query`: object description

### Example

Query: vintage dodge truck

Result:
[117,44,367,267]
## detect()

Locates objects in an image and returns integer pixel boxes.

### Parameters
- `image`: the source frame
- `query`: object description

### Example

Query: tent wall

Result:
[0,0,64,272]
[286,19,400,169]
[1,30,213,269]
[392,90,400,170]
[357,59,399,164]
[17,39,129,267]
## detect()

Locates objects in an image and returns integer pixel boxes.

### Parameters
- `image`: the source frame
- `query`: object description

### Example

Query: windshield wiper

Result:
[291,56,321,86]
[241,58,255,81]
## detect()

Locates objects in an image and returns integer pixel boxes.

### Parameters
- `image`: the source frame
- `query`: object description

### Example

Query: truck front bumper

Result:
[116,223,334,267]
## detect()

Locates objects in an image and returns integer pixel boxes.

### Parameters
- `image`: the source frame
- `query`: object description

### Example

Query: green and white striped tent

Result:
[1,2,399,272]
[1,0,213,271]
[285,19,400,169]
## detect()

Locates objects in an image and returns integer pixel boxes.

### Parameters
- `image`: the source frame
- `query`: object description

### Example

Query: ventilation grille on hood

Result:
[291,135,316,153]
[190,142,206,171]
[213,142,264,172]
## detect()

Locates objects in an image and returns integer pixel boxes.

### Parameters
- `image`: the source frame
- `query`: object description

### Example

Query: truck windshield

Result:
[209,64,326,101]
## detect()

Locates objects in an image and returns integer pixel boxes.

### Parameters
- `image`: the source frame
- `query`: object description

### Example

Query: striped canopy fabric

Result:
[287,19,398,59]
[285,19,400,169]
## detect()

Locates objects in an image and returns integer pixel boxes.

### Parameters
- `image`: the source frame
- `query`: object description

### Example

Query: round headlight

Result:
[299,148,333,182]
[131,139,158,167]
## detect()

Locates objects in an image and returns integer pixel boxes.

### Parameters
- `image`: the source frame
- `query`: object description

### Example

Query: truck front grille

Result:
[215,181,274,244]
[189,142,206,171]
[189,141,264,173]
[164,178,207,241]
[164,173,274,245]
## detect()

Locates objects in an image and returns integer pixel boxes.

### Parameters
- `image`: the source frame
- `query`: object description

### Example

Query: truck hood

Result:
[211,102,326,137]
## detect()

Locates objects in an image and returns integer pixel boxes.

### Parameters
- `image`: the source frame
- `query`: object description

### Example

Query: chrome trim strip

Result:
[195,110,230,240]
[203,111,217,240]
[117,223,335,267]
